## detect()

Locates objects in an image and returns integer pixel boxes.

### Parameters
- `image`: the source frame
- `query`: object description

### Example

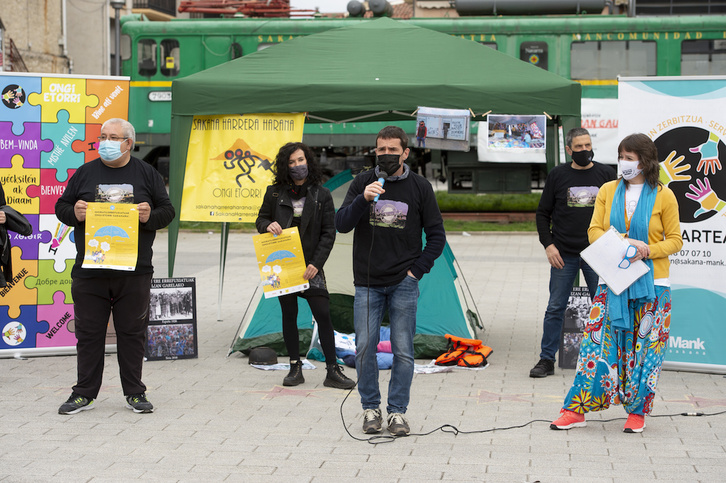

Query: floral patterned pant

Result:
[562,285,671,415]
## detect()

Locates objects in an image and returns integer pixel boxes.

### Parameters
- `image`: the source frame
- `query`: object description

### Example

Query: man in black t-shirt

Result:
[56,118,175,414]
[530,128,616,378]
[335,126,445,437]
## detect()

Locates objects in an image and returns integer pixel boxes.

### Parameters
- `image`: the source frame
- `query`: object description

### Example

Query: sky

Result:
[290,0,352,14]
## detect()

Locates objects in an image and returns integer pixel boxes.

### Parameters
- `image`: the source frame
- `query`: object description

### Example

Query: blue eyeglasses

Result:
[618,245,638,269]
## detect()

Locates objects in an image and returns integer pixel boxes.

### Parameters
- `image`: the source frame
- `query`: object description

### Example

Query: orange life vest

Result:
[435,334,493,368]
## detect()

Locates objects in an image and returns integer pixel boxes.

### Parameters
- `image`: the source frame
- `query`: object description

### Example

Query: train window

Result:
[120,34,131,60]
[138,39,157,77]
[257,43,275,51]
[479,42,498,50]
[681,40,726,75]
[160,39,180,77]
[520,41,548,69]
[232,42,243,59]
[571,41,656,79]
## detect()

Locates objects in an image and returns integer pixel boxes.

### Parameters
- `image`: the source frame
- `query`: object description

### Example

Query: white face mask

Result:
[619,159,642,180]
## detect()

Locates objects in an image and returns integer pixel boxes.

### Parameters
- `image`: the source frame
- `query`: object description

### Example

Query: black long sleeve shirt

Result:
[55,157,175,278]
[335,168,445,286]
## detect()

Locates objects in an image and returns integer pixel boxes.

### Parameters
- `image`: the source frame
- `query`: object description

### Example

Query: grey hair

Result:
[101,118,136,146]
[565,127,590,148]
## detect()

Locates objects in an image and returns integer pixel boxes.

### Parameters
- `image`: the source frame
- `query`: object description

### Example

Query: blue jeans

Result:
[540,254,598,361]
[354,276,419,414]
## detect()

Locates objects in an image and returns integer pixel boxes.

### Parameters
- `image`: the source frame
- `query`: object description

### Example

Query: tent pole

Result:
[227,284,260,357]
[217,222,229,321]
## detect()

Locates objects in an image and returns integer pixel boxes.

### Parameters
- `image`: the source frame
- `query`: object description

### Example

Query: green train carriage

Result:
[120,15,726,191]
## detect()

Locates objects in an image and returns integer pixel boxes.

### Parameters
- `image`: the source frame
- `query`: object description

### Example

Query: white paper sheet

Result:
[580,226,650,295]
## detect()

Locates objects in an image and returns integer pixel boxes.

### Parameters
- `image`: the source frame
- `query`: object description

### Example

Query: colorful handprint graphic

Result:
[659,150,691,186]
[689,132,723,176]
[684,177,726,218]
[655,126,726,224]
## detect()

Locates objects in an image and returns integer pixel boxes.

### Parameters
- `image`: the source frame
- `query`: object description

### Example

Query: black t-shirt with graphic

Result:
[536,161,616,257]
[55,157,175,278]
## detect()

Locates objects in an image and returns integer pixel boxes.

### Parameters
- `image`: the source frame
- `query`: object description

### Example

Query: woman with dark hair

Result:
[551,133,682,434]
[256,142,355,389]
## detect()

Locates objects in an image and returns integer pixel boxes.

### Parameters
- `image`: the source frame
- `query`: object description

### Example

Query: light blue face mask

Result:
[98,140,127,162]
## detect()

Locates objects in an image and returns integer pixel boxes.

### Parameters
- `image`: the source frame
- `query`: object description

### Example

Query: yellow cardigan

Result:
[589,180,683,279]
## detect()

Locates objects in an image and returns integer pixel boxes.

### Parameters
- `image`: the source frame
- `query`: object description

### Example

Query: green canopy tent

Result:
[168,18,581,336]
[169,17,581,274]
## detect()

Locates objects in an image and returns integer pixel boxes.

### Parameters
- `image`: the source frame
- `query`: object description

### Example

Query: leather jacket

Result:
[1,205,33,287]
[255,183,336,270]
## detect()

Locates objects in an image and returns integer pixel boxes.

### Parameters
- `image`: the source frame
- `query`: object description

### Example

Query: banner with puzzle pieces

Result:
[1,73,129,357]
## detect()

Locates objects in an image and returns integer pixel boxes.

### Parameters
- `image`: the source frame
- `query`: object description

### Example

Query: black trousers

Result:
[277,293,336,364]
[71,273,152,399]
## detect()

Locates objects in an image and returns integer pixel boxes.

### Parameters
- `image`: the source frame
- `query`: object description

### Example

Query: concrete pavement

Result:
[2,230,726,482]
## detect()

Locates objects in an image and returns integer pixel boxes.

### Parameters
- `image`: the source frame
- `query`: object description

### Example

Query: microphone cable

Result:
[335,175,726,444]
[341,393,726,445]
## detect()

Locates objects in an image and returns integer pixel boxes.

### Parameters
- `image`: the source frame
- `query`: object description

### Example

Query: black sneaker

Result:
[324,364,356,389]
[387,412,410,436]
[283,360,304,386]
[529,358,555,378]
[126,393,154,413]
[58,393,94,415]
[362,408,383,434]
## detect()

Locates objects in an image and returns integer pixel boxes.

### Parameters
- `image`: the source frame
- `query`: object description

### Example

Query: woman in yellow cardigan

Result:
[551,133,683,434]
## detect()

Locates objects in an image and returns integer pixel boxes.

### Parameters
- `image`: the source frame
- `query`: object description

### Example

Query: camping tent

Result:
[168,17,582,275]
[228,170,482,359]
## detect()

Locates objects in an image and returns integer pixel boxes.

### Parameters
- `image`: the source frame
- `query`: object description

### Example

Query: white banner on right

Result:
[619,76,726,373]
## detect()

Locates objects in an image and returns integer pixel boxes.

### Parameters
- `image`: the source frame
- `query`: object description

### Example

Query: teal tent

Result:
[168,17,582,274]
[228,170,482,359]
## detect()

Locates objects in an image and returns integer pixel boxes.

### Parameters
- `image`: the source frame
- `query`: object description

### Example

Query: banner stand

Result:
[619,76,726,373]
[0,72,130,358]
[663,361,726,375]
[0,345,117,360]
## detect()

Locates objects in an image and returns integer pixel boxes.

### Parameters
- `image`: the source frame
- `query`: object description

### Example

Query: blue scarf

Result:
[607,180,657,330]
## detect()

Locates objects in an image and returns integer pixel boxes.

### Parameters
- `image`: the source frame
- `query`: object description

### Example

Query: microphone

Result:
[373,172,388,202]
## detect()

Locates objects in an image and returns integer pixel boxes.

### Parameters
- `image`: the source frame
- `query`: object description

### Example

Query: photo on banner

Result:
[252,228,308,299]
[559,286,592,370]
[619,76,726,372]
[180,112,305,223]
[146,278,198,361]
[415,106,470,152]
[478,114,546,163]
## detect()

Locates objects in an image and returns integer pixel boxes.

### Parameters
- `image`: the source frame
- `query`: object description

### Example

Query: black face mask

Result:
[571,149,594,167]
[377,154,402,177]
[289,164,308,181]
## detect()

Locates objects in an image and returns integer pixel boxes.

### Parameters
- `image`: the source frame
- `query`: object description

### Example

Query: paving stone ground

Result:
[2,230,725,482]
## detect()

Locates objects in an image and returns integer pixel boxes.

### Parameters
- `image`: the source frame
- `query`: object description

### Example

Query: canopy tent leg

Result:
[217,222,229,321]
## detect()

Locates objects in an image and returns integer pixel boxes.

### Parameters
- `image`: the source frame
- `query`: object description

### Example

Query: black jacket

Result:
[255,184,335,270]
[1,205,33,287]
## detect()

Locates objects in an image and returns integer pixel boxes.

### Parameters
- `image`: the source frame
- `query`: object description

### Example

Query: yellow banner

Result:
[253,228,308,299]
[82,202,139,271]
[181,113,305,222]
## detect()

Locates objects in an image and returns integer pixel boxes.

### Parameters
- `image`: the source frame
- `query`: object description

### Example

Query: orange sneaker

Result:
[550,409,586,430]
[623,413,645,433]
